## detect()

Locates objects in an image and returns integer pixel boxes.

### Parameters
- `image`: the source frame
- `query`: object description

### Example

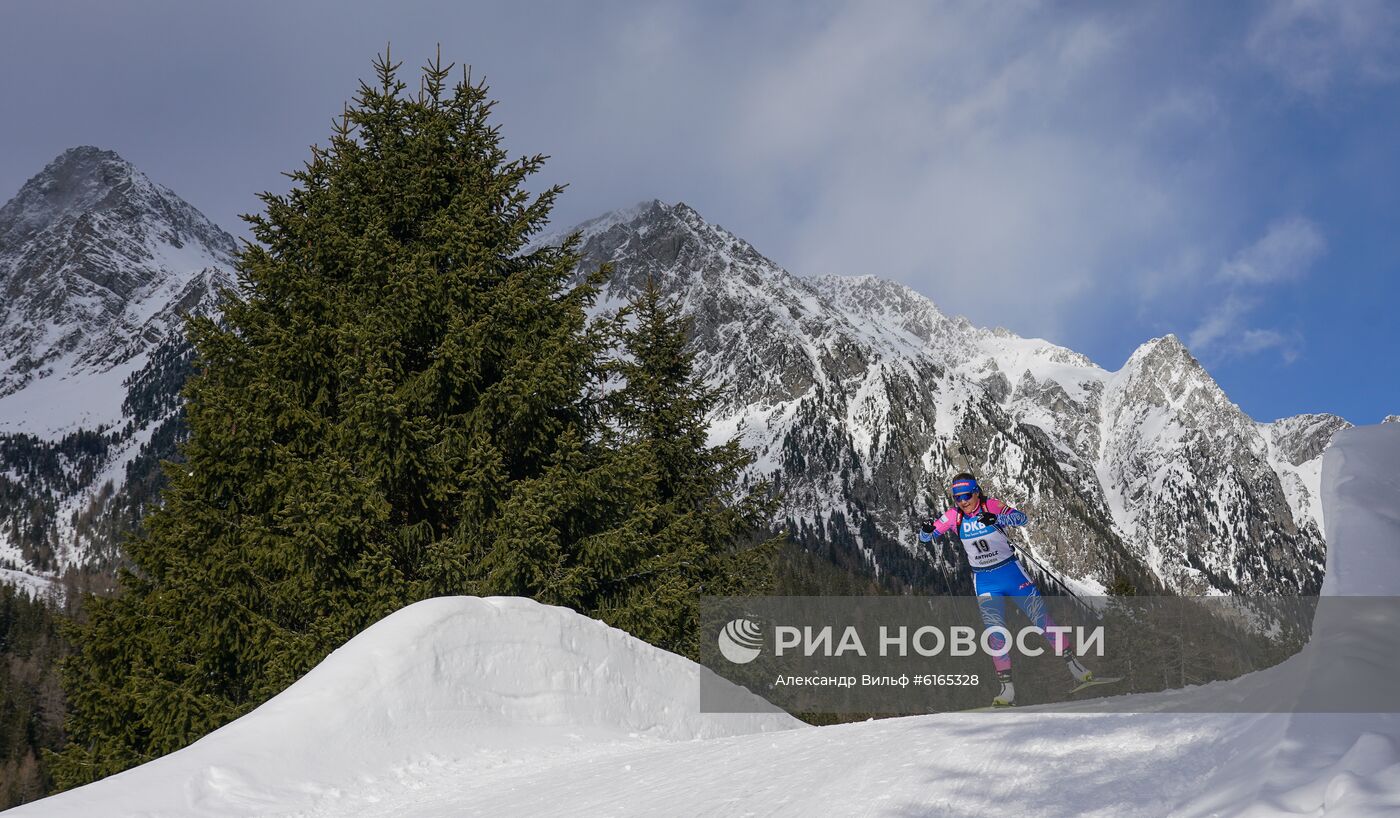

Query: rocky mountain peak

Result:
[1095,331,1327,593]
[565,200,783,308]
[1,147,235,263]
[0,148,237,432]
[808,274,956,347]
[1112,333,1227,414]
[1,146,132,237]
[1125,333,1196,371]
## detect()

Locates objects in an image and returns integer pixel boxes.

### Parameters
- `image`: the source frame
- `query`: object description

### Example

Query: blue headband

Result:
[951,478,979,497]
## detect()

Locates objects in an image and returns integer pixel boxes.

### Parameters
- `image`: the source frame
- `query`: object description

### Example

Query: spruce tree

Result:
[52,53,784,788]
[596,276,781,658]
[51,52,616,786]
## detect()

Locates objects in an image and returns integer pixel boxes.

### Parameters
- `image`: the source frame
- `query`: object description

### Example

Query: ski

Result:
[1070,676,1123,695]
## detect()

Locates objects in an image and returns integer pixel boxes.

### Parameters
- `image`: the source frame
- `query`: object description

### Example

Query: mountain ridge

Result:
[563,199,1339,596]
[0,172,1367,600]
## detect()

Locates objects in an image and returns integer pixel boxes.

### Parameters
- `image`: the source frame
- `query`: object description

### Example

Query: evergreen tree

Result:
[1107,575,1138,596]
[51,52,618,786]
[595,276,781,658]
[52,52,785,788]
[0,587,67,808]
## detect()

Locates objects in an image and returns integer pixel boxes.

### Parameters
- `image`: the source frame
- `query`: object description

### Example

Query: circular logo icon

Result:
[718,618,764,664]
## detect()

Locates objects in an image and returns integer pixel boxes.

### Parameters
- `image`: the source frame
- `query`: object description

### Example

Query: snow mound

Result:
[245,596,797,743]
[13,596,798,817]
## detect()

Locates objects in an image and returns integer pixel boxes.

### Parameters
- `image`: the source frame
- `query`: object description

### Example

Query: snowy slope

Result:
[1260,413,1353,534]
[13,425,1400,817]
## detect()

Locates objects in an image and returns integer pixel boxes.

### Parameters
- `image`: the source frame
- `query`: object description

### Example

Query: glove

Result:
[997,510,1029,527]
[918,516,937,543]
[978,511,998,526]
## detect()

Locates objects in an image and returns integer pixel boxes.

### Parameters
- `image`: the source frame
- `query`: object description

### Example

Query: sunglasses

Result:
[953,492,977,503]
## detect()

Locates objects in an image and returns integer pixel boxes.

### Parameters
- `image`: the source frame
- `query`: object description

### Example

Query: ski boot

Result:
[991,670,1015,707]
[1065,655,1093,684]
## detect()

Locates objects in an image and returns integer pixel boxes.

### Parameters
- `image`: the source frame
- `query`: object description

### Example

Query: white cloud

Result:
[676,4,1214,341]
[1247,0,1400,95]
[1239,329,1298,363]
[1187,217,1324,362]
[1190,307,1302,365]
[533,4,1329,353]
[1220,216,1326,284]
[1188,295,1252,352]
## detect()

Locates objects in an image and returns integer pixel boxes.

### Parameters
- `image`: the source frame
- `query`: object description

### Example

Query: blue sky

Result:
[2,1,1396,423]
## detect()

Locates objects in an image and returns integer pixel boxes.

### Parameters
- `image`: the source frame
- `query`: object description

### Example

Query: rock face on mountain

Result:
[560,200,1336,596]
[0,148,236,590]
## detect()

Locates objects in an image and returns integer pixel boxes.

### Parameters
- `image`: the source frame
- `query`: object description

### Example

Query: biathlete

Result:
[919,472,1093,707]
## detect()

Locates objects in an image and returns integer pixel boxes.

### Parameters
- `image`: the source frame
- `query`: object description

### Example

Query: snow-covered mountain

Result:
[0,147,236,591]
[0,169,1360,600]
[561,200,1341,596]
[0,146,236,433]
[12,424,1400,817]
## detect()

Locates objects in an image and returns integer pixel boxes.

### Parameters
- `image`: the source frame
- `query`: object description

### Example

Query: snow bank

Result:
[1172,423,1400,817]
[1225,424,1400,816]
[10,596,798,817]
[1317,424,1400,596]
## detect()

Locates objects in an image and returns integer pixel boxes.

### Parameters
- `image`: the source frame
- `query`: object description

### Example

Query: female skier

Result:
[919,473,1094,706]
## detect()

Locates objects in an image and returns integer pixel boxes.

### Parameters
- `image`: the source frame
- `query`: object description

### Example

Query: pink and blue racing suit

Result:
[919,498,1071,672]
